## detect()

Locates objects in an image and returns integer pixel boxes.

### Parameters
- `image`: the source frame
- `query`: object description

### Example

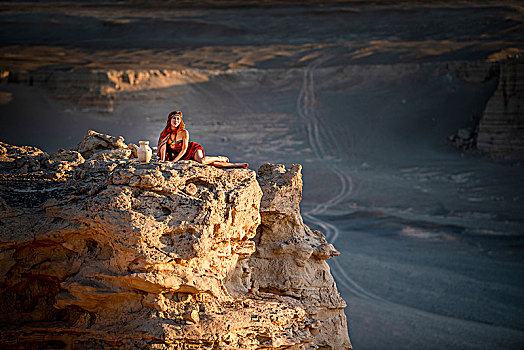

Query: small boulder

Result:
[127,143,139,159]
[184,309,200,324]
[76,130,128,159]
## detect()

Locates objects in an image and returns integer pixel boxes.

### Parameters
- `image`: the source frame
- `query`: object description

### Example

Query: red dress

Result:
[166,138,205,161]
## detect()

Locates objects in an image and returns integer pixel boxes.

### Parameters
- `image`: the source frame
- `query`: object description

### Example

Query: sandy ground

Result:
[1,1,524,349]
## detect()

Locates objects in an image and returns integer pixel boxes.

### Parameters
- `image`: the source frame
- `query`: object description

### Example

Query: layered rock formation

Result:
[449,59,524,160]
[477,59,524,160]
[250,164,350,349]
[1,69,212,112]
[0,132,351,349]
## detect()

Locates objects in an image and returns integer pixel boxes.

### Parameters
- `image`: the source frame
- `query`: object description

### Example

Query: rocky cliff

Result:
[1,69,213,113]
[449,58,524,159]
[0,132,351,349]
[477,59,524,160]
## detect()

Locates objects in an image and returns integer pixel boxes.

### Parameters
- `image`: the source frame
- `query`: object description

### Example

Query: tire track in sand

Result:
[296,57,385,303]
[294,58,524,338]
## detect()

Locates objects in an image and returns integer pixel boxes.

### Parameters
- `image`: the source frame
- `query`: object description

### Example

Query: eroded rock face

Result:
[477,60,524,160]
[449,59,524,159]
[2,70,212,113]
[0,135,350,349]
[249,164,351,349]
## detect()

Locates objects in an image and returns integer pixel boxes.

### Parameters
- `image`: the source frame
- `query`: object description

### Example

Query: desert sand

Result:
[1,1,523,349]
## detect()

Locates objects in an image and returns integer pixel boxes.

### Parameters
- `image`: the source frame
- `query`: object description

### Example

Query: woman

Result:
[157,110,248,169]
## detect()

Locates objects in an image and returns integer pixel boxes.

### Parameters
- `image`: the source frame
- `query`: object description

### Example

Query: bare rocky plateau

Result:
[0,131,351,349]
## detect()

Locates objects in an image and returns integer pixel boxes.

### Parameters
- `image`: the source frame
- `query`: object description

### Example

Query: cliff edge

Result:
[0,132,351,349]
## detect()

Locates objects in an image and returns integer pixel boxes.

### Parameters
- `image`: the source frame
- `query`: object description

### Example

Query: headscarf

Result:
[157,110,186,157]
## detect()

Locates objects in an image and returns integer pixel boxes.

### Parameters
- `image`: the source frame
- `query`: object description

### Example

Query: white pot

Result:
[138,141,152,164]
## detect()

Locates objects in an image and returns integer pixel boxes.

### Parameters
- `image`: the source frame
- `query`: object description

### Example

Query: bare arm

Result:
[172,130,189,162]
[159,143,167,161]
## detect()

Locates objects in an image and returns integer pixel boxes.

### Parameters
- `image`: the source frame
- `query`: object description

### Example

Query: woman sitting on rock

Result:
[157,110,248,168]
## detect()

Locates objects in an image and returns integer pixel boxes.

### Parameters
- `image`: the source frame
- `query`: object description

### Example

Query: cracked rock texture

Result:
[248,164,351,349]
[0,132,350,349]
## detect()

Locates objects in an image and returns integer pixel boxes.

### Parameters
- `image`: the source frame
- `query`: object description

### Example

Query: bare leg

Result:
[200,156,227,165]
[195,150,247,168]
[211,161,248,169]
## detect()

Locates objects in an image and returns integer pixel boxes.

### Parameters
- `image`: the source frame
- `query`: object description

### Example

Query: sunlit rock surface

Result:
[0,132,350,349]
[1,70,212,113]
[250,164,351,349]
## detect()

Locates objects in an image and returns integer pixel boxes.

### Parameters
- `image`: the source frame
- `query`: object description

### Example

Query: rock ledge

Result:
[0,132,351,349]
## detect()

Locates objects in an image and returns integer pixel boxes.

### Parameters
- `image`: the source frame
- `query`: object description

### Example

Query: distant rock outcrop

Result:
[449,59,524,160]
[1,70,212,113]
[477,60,524,160]
[0,132,351,349]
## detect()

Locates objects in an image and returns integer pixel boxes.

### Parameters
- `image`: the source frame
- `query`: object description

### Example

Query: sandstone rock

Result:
[0,138,351,349]
[0,141,86,181]
[184,308,200,324]
[76,130,128,159]
[447,59,524,159]
[477,59,524,159]
[14,153,42,173]
[247,164,351,350]
[0,141,45,160]
[448,60,498,84]
[127,142,139,159]
[88,148,133,161]
[10,149,85,180]
[4,69,212,113]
